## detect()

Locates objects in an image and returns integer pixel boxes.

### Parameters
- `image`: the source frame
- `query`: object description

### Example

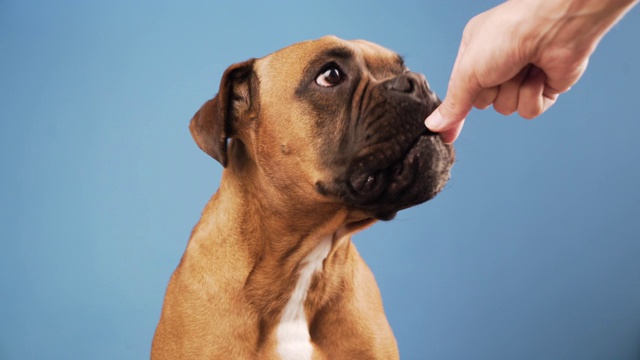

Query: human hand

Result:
[425,0,638,143]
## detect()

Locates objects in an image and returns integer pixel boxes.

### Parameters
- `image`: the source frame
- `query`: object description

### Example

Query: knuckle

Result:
[520,112,536,120]
[493,97,516,115]
[519,107,540,120]
[441,98,468,119]
[494,104,514,116]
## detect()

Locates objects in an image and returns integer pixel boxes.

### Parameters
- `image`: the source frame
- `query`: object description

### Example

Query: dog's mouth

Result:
[349,128,435,195]
[316,126,454,221]
[346,129,454,219]
[314,72,455,220]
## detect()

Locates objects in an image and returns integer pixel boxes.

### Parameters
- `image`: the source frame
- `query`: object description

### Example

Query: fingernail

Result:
[425,108,444,130]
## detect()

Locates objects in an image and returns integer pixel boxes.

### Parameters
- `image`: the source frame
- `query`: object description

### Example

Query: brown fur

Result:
[151,36,446,359]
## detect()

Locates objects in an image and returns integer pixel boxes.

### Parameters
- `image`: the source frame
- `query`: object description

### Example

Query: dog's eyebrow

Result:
[320,46,355,61]
[396,55,405,67]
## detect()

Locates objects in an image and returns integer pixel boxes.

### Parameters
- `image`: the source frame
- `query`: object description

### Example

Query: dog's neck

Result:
[189,168,375,349]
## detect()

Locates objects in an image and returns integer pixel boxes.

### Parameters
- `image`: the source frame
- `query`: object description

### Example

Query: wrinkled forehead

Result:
[255,36,405,93]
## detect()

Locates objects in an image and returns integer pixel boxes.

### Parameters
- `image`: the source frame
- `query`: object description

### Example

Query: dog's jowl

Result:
[152,36,454,360]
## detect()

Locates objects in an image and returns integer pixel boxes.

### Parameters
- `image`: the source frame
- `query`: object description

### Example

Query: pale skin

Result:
[424,0,639,143]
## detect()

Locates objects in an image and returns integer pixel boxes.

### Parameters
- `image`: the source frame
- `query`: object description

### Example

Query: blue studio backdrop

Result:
[1,1,639,359]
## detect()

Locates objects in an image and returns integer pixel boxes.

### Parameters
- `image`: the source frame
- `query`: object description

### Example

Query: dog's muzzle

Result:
[318,72,455,220]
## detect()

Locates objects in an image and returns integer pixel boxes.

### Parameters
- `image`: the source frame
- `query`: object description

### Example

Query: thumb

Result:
[436,118,465,144]
[425,53,480,135]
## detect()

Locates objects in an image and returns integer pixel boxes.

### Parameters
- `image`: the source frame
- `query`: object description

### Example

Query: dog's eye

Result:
[316,64,345,87]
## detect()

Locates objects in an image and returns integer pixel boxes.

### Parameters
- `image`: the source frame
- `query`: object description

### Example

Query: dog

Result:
[152,35,454,360]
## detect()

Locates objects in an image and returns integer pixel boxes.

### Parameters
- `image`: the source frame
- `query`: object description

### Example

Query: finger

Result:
[541,88,559,114]
[473,86,499,110]
[517,66,546,119]
[438,118,466,144]
[493,66,529,115]
[425,43,483,132]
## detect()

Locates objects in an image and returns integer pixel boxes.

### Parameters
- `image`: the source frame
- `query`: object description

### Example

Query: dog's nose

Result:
[384,72,433,97]
[385,73,416,93]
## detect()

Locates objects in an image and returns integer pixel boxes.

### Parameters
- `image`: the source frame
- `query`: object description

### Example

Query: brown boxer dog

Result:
[152,36,454,360]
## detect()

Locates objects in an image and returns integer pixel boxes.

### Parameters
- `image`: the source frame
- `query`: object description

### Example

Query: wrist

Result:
[520,0,637,61]
[522,0,638,18]
[564,0,638,17]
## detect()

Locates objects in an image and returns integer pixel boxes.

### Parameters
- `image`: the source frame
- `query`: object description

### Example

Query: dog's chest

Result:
[275,236,332,360]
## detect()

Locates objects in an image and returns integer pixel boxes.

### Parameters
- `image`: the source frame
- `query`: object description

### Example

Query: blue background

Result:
[1,1,639,359]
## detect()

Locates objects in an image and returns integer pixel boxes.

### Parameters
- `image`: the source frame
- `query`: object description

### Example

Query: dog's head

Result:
[190,36,454,221]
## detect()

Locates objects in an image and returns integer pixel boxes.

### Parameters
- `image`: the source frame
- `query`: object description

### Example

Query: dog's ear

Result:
[189,59,256,167]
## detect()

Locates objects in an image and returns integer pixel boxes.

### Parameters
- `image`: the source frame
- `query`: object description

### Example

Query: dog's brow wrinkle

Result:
[323,47,354,61]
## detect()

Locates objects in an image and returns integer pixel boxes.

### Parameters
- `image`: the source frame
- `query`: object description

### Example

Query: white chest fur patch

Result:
[276,236,332,360]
